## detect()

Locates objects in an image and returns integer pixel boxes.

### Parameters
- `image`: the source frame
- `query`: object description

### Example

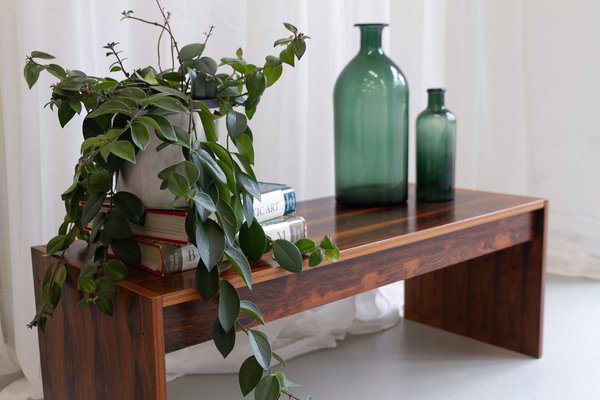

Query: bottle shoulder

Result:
[417,108,456,121]
[335,52,408,93]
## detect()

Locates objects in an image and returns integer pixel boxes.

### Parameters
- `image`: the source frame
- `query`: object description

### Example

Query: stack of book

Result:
[102,182,307,276]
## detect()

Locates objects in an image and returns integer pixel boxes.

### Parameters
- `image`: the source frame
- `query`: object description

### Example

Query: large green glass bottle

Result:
[334,24,409,206]
[416,88,456,201]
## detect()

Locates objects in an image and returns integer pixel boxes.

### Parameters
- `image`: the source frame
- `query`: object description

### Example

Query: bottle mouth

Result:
[354,23,389,27]
[427,88,446,93]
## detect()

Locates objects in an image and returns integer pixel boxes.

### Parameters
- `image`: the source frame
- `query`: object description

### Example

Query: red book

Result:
[85,206,189,244]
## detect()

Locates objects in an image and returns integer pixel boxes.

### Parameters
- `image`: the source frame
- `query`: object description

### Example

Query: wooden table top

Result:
[35,186,545,306]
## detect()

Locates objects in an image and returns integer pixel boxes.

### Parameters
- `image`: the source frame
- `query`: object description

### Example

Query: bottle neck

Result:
[427,89,446,110]
[357,24,386,54]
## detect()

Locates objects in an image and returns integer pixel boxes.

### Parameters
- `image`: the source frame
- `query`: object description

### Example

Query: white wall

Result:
[523,0,600,277]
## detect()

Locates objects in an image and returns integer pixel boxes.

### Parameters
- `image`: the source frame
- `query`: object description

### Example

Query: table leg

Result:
[32,250,167,400]
[405,207,546,357]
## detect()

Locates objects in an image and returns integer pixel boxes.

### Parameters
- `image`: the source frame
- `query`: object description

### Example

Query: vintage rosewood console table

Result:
[32,187,547,399]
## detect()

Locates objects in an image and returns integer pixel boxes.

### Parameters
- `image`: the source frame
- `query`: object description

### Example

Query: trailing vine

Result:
[24,2,338,399]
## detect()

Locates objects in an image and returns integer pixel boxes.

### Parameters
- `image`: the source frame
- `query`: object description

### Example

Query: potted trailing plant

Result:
[24,2,338,399]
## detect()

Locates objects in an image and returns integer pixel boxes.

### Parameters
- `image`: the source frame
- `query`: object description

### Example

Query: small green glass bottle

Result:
[334,23,409,206]
[416,88,456,201]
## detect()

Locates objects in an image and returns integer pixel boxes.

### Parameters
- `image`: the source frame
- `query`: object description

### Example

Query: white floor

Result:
[167,275,600,399]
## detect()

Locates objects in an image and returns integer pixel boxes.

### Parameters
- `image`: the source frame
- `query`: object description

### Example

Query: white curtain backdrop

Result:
[1,0,598,398]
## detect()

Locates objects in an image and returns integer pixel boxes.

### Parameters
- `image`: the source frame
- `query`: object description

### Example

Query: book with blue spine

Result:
[254,182,296,223]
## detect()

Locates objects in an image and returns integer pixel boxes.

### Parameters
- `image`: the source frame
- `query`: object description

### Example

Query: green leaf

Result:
[271,351,287,367]
[221,57,246,74]
[110,238,141,265]
[193,57,218,74]
[58,75,86,90]
[246,71,267,100]
[195,262,219,301]
[193,191,217,213]
[264,64,283,87]
[196,149,227,184]
[58,105,76,128]
[114,191,145,225]
[240,300,265,325]
[104,209,133,239]
[239,356,264,396]
[78,277,96,294]
[216,200,238,245]
[23,63,41,89]
[292,38,307,59]
[143,71,159,85]
[88,170,112,193]
[237,171,261,199]
[213,318,236,358]
[245,105,257,120]
[218,280,240,332]
[325,248,340,263]
[46,64,67,80]
[31,51,56,59]
[231,194,245,232]
[273,38,293,47]
[94,80,119,91]
[89,212,106,243]
[46,235,68,255]
[195,219,225,270]
[179,43,206,61]
[166,172,190,197]
[152,85,190,102]
[96,276,116,296]
[319,235,336,249]
[248,329,272,370]
[224,245,252,289]
[234,133,255,165]
[87,99,132,118]
[54,264,68,286]
[254,375,280,400]
[131,121,150,151]
[95,297,113,316]
[320,235,340,262]
[104,259,128,281]
[280,45,295,66]
[239,219,267,262]
[265,56,282,68]
[275,372,300,394]
[197,107,219,142]
[140,114,176,141]
[243,192,255,226]
[308,249,323,267]
[283,22,299,35]
[69,98,82,114]
[108,140,136,163]
[148,96,189,113]
[49,284,61,308]
[217,159,236,193]
[79,264,97,281]
[272,240,303,273]
[82,192,107,225]
[203,142,233,168]
[226,111,248,139]
[295,238,316,253]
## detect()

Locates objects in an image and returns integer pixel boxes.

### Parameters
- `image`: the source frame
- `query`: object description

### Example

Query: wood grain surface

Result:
[32,186,547,399]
